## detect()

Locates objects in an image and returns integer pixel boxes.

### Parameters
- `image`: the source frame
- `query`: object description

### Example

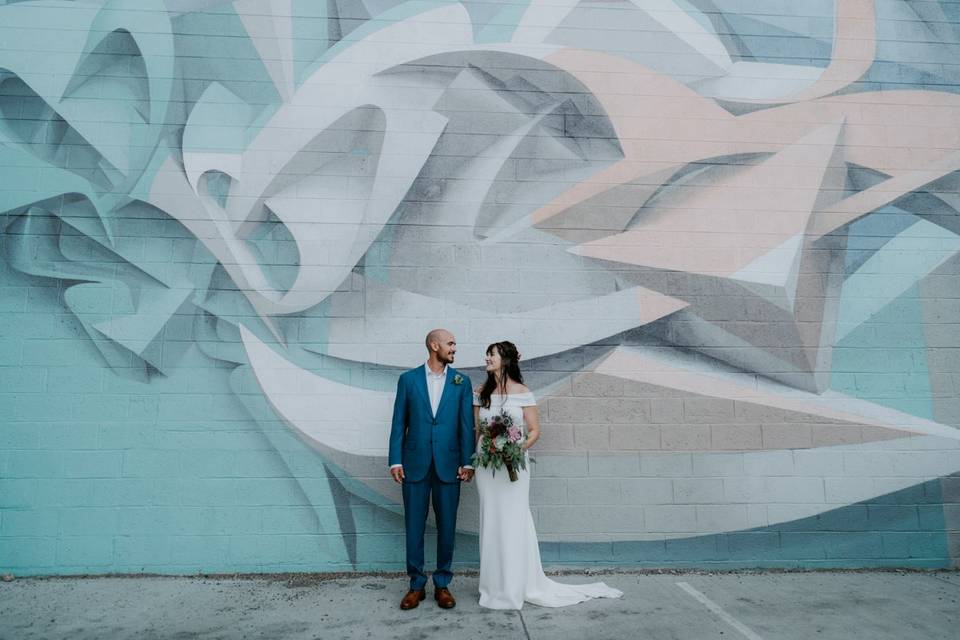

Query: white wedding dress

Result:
[474,391,624,609]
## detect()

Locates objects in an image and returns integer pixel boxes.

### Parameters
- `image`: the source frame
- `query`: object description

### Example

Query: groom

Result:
[389,329,475,609]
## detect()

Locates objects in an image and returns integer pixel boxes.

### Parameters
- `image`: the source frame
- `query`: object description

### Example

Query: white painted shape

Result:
[182,82,251,191]
[164,6,585,321]
[235,0,295,101]
[730,233,803,311]
[242,325,394,458]
[323,278,687,367]
[243,328,960,540]
[166,5,473,319]
[514,0,731,76]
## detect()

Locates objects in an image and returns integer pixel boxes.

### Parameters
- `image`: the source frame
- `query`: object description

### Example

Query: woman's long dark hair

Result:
[478,341,523,409]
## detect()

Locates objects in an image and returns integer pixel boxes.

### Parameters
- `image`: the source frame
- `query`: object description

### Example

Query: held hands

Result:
[458,467,475,482]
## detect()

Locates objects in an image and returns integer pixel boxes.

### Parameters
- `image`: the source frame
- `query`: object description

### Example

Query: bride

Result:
[473,341,623,609]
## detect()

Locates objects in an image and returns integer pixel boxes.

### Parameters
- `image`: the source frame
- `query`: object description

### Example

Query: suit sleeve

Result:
[388,375,407,467]
[459,381,476,467]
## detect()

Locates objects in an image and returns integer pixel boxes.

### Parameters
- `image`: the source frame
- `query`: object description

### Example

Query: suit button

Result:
[432,419,437,426]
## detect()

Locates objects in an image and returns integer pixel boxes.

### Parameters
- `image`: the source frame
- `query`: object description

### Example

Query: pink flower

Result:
[507,426,522,443]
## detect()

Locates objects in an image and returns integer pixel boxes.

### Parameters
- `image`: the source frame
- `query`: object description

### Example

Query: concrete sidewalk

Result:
[1,570,958,640]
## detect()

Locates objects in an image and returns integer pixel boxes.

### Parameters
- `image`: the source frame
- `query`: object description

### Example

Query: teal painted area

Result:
[832,283,934,419]
[302,0,454,78]
[0,256,350,575]
[472,0,530,43]
[244,212,300,294]
[692,0,833,66]
[720,12,832,66]
[862,0,960,95]
[842,209,916,276]
[832,209,943,418]
[292,0,337,86]
[171,7,281,110]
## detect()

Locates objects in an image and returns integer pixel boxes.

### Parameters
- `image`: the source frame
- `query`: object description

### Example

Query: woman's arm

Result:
[473,388,481,443]
[522,405,540,450]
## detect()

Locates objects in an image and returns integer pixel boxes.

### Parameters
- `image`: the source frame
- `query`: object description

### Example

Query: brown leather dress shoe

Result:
[434,587,456,609]
[400,588,426,610]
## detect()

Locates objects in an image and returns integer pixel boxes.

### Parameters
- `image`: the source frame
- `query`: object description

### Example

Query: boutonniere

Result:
[452,374,463,385]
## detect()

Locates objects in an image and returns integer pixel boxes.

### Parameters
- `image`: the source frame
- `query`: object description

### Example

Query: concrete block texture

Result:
[2,0,960,575]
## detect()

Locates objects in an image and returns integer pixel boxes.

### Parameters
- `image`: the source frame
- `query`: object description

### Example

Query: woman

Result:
[473,341,623,609]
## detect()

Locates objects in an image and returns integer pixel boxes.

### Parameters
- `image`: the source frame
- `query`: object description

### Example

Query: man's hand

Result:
[458,467,475,482]
[391,466,405,484]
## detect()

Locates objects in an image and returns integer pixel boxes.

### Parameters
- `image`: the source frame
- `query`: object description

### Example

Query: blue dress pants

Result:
[402,461,460,590]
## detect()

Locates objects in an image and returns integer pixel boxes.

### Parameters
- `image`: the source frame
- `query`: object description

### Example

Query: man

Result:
[389,329,475,610]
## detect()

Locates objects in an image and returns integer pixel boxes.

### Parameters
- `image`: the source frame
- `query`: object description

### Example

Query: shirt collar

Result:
[425,362,448,378]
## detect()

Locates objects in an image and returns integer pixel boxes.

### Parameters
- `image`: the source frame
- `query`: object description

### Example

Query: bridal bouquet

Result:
[472,409,529,482]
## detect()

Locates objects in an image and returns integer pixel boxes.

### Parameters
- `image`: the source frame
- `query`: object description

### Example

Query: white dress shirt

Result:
[425,361,447,417]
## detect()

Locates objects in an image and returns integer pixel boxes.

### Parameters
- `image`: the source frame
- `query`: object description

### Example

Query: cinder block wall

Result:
[1,0,959,575]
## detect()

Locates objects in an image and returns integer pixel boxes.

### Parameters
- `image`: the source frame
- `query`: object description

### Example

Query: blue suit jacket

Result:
[388,365,475,483]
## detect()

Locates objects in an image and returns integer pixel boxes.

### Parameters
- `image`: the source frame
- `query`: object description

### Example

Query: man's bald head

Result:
[425,329,457,365]
[425,328,451,350]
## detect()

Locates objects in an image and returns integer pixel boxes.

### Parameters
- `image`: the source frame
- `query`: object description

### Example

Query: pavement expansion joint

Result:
[517,609,532,640]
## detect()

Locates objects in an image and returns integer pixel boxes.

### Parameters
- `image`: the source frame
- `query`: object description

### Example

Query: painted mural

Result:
[1,0,959,573]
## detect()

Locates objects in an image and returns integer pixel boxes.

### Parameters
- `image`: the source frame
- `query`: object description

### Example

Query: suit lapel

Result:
[435,367,456,419]
[413,365,431,414]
